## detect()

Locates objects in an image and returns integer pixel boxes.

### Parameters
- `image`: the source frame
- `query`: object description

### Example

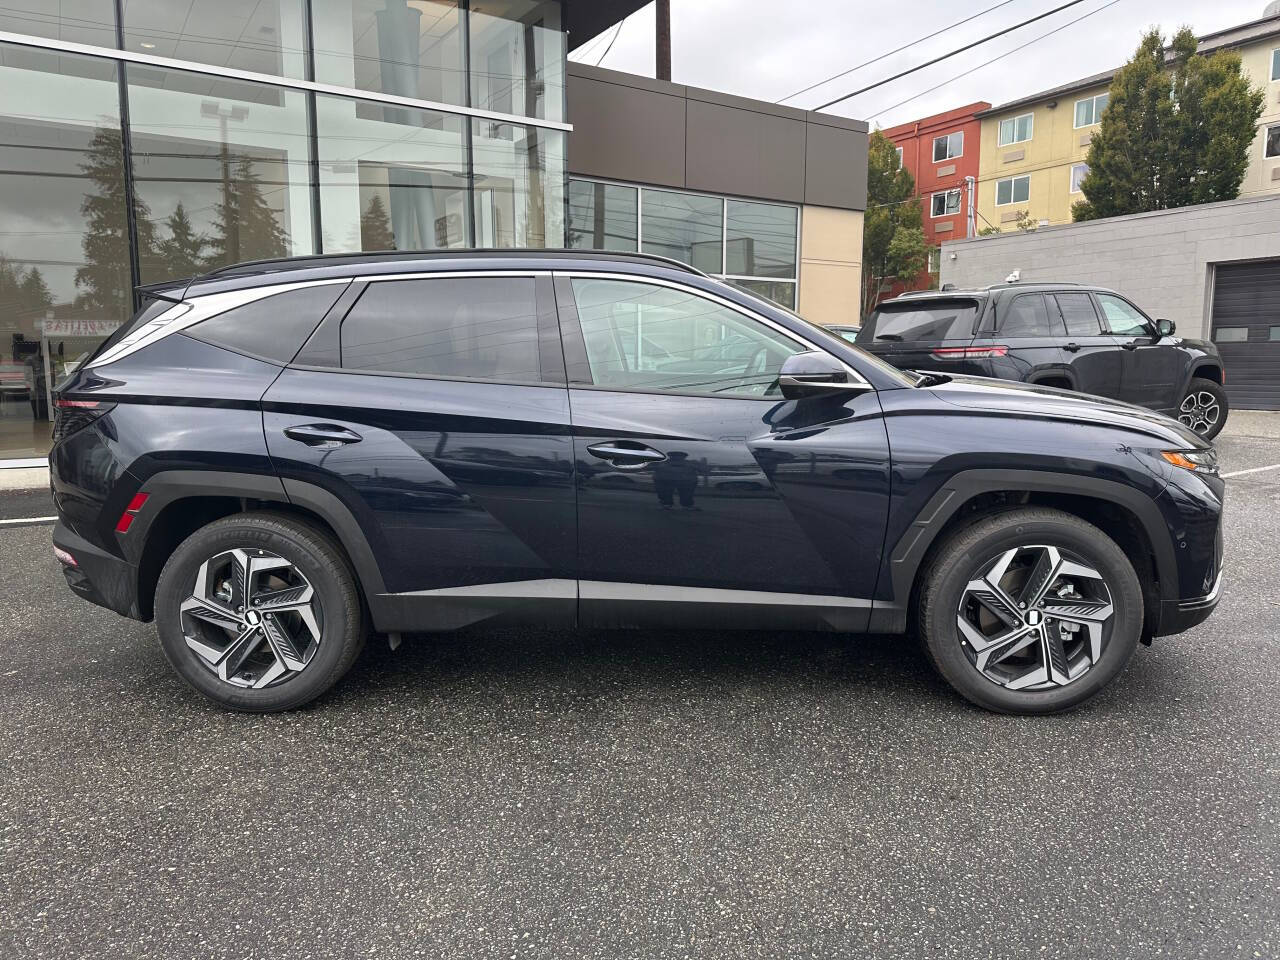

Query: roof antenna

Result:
[1005,269,1021,283]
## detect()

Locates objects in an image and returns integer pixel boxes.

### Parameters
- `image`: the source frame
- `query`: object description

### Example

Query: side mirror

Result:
[1156,318,1175,337]
[778,351,868,400]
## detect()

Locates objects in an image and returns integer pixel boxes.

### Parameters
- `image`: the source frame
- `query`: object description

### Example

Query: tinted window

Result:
[341,277,540,381]
[998,295,1057,338]
[570,278,804,399]
[1053,293,1100,336]
[858,301,978,342]
[1097,294,1150,336]
[190,284,347,363]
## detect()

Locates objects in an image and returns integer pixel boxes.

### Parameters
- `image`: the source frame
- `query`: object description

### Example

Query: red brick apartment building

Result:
[881,101,990,297]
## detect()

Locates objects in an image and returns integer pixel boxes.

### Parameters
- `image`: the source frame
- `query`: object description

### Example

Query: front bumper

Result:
[52,521,143,621]
[1155,567,1223,637]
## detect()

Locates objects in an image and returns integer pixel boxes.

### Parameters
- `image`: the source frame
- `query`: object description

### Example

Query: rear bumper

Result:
[52,521,143,621]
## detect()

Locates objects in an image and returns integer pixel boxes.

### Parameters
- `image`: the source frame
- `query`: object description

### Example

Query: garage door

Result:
[1211,260,1280,411]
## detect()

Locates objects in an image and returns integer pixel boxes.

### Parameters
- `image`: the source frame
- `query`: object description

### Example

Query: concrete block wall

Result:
[940,194,1280,339]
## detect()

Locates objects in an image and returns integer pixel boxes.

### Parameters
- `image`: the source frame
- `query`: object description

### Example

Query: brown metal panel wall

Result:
[1211,260,1280,411]
[565,72,687,189]
[684,99,807,203]
[805,122,868,211]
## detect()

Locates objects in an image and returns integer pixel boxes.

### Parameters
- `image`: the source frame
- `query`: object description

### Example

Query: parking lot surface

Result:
[1,429,1277,960]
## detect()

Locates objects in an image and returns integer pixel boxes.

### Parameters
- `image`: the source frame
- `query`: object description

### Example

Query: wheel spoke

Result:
[1041,627,1072,685]
[1017,546,1062,610]
[180,594,240,633]
[261,612,306,671]
[217,626,266,681]
[957,618,1039,672]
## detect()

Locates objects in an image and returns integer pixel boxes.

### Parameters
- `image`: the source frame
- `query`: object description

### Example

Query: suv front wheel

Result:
[918,508,1143,714]
[154,512,366,712]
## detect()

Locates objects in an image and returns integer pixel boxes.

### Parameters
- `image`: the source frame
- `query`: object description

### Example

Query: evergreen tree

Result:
[154,202,208,279]
[360,194,397,251]
[862,131,928,317]
[1074,28,1263,221]
[18,267,52,314]
[205,155,288,269]
[75,125,155,318]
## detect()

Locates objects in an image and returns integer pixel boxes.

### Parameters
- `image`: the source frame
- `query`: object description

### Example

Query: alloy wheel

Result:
[1178,390,1221,436]
[179,549,322,689]
[956,544,1114,691]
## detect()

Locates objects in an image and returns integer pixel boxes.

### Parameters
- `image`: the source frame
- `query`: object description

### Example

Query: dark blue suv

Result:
[50,252,1224,714]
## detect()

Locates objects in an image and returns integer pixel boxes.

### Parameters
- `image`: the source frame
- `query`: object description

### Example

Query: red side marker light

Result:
[115,492,149,534]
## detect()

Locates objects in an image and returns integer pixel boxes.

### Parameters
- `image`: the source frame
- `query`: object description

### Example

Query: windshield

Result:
[857,299,980,343]
[724,279,917,386]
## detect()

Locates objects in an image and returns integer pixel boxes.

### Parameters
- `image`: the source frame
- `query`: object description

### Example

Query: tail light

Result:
[930,345,1009,360]
[52,397,116,444]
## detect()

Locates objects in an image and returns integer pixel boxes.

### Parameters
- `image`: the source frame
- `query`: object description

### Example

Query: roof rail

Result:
[195,248,706,282]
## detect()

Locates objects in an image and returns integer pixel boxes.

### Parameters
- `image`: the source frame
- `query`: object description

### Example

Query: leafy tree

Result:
[862,131,928,317]
[76,126,156,318]
[360,194,397,250]
[153,202,207,279]
[1073,27,1263,221]
[205,155,288,269]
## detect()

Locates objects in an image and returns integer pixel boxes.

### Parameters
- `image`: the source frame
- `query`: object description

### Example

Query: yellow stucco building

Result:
[975,11,1280,232]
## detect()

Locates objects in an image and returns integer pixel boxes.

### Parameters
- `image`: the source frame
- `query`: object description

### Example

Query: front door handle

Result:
[283,423,363,446]
[1063,342,1081,353]
[586,441,667,469]
[1121,340,1138,350]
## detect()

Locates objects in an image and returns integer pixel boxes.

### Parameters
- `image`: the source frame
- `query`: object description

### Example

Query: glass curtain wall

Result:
[567,177,800,309]
[0,0,567,462]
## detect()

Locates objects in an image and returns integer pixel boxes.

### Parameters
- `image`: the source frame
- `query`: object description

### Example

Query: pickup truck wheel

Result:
[154,512,365,712]
[1178,378,1227,440]
[917,508,1143,715]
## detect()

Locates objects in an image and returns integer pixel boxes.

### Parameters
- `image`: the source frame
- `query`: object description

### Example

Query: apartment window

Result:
[1070,163,1089,194]
[932,131,963,162]
[998,113,1033,146]
[1073,93,1110,128]
[995,175,1030,206]
[1272,48,1280,81]
[930,189,961,218]
[894,145,903,169]
[1266,124,1280,160]
[927,248,939,273]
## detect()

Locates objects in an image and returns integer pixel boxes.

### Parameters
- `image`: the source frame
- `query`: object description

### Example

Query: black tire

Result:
[917,508,1143,715]
[1178,377,1228,441]
[154,512,365,712]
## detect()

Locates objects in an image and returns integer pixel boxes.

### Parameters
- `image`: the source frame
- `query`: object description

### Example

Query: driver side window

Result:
[569,278,805,398]
[1096,294,1151,337]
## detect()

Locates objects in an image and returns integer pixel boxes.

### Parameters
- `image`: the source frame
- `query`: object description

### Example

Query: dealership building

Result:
[0,1,868,466]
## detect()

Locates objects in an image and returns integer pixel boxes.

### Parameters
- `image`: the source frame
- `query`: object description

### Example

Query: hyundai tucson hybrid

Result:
[50,252,1224,715]
[857,284,1229,439]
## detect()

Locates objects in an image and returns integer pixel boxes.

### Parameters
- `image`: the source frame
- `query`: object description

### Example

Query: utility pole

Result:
[656,0,671,81]
[965,176,976,238]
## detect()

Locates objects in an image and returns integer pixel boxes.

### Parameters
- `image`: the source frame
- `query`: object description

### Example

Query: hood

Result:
[926,375,1208,449]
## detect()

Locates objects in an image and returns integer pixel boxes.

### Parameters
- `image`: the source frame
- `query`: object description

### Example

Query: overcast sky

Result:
[569,0,1274,128]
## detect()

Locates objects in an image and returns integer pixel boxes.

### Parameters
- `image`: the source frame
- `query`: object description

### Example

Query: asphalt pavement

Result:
[0,430,1277,960]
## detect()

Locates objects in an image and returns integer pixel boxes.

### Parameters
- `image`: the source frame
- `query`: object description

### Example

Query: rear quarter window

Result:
[857,300,979,343]
[186,283,348,363]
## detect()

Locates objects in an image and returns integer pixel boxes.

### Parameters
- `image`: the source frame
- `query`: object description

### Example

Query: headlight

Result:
[1162,449,1219,475]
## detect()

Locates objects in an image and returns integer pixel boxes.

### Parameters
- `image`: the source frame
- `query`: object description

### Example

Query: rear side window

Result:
[998,294,1061,338]
[341,277,540,382]
[1053,293,1101,336]
[188,284,347,363]
[857,300,978,342]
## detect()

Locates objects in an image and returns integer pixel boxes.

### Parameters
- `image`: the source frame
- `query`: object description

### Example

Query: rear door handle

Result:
[586,441,667,469]
[1063,342,1081,353]
[283,423,363,446]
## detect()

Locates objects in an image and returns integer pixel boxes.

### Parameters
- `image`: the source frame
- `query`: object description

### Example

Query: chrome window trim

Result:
[0,30,573,133]
[555,271,872,389]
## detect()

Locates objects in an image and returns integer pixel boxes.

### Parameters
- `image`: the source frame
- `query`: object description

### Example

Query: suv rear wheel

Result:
[154,512,365,712]
[917,508,1143,714]
[1178,377,1227,440]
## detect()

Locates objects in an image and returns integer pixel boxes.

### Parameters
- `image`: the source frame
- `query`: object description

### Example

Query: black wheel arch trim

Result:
[127,469,388,606]
[877,468,1178,631]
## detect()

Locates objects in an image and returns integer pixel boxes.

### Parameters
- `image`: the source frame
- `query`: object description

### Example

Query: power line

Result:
[593,19,626,67]
[778,0,1021,104]
[864,0,1122,121]
[812,0,1092,112]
